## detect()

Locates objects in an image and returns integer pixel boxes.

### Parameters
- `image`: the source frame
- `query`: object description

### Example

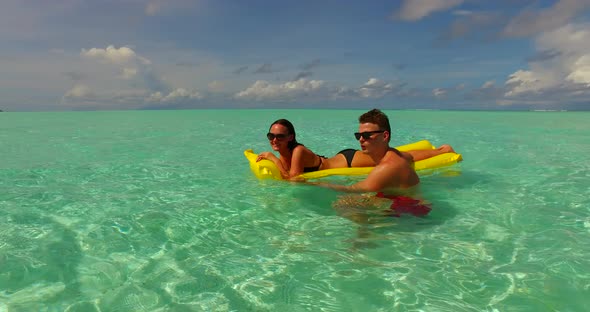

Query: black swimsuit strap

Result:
[302,154,324,173]
[337,149,357,167]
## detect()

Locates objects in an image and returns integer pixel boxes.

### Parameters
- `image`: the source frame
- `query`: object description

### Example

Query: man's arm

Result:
[307,163,401,193]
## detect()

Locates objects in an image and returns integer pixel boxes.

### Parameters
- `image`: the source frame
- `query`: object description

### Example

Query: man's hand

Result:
[289,175,308,183]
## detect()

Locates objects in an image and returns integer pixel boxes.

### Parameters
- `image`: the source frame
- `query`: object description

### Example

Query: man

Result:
[308,109,420,193]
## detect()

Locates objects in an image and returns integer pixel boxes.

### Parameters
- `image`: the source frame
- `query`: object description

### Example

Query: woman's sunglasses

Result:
[354,130,384,140]
[267,132,289,140]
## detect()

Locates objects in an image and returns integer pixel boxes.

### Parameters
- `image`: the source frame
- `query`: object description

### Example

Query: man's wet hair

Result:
[359,109,391,134]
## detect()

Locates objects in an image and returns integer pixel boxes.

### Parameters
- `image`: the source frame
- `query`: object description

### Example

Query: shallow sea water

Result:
[1,109,589,311]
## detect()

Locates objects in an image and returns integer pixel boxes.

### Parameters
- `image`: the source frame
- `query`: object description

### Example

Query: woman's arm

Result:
[257,152,290,178]
[288,146,306,178]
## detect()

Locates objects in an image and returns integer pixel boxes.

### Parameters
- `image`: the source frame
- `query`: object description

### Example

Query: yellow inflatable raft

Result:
[244,140,462,180]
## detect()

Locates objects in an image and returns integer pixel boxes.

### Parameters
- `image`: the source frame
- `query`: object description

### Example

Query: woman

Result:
[256,119,455,180]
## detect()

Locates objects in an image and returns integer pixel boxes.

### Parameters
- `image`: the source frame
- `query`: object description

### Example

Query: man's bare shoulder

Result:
[379,149,412,167]
[369,150,413,180]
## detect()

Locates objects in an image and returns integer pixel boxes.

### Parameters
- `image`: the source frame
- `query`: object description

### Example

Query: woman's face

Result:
[267,123,293,151]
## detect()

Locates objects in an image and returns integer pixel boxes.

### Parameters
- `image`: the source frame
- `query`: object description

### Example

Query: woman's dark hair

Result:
[269,119,299,150]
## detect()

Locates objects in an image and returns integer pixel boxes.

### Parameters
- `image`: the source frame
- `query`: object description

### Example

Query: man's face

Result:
[356,122,387,153]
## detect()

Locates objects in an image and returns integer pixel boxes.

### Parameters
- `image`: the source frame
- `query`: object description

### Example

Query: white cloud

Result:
[208,80,224,92]
[148,88,202,102]
[504,23,590,97]
[503,0,590,38]
[482,80,495,89]
[64,84,94,99]
[433,88,447,97]
[395,0,464,21]
[505,70,548,96]
[333,78,403,99]
[81,45,150,65]
[234,79,326,100]
[121,67,138,79]
[566,55,590,84]
[234,78,402,102]
[80,45,167,92]
[54,45,203,108]
[357,78,395,98]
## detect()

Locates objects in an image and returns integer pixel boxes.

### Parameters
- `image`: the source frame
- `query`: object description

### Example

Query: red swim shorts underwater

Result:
[376,192,432,217]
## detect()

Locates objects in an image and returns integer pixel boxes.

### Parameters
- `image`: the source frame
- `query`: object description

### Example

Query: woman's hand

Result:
[256,152,276,162]
[256,152,289,178]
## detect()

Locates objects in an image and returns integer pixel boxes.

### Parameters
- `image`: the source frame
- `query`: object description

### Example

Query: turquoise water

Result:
[1,109,589,311]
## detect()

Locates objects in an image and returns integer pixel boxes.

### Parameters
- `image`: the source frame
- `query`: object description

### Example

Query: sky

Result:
[2,0,590,111]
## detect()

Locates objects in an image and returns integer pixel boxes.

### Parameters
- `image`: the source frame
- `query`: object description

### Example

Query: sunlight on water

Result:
[1,110,589,311]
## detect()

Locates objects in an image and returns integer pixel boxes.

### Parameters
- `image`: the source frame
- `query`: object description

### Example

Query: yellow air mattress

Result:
[244,140,462,180]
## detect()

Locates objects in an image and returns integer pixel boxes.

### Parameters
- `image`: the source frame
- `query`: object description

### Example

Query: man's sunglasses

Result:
[267,132,289,140]
[354,130,385,140]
